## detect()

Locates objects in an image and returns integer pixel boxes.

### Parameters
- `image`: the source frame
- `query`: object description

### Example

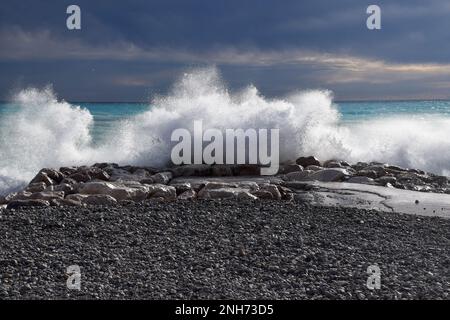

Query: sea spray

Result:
[1,67,450,195]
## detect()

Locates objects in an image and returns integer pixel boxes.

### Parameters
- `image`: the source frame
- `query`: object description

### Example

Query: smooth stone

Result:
[279,164,304,174]
[78,182,149,201]
[356,169,378,179]
[147,184,177,201]
[170,182,193,195]
[259,184,282,200]
[197,187,257,200]
[322,160,345,168]
[295,156,321,167]
[305,165,323,172]
[29,191,64,201]
[81,194,117,206]
[285,170,314,181]
[150,171,173,184]
[237,181,260,191]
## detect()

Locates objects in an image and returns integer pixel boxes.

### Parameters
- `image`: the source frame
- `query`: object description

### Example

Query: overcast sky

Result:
[1,0,450,101]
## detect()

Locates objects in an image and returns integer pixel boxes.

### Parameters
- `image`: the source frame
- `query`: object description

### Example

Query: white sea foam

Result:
[1,67,449,195]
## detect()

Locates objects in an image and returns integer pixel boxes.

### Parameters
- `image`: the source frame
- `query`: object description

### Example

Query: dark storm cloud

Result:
[1,0,450,100]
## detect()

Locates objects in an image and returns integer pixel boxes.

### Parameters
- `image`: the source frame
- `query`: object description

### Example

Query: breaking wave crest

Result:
[1,67,450,195]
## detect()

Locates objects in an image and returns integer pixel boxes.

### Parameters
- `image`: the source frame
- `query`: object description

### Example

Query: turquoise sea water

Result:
[1,96,450,196]
[2,100,450,141]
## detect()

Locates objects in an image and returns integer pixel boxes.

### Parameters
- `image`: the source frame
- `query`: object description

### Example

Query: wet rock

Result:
[364,165,388,178]
[59,166,79,176]
[178,189,197,200]
[259,184,282,200]
[29,191,64,202]
[197,187,257,200]
[29,172,54,186]
[285,170,314,181]
[78,182,149,202]
[305,165,323,172]
[279,164,303,174]
[52,183,75,194]
[376,176,397,186]
[68,172,91,183]
[296,156,321,167]
[323,160,346,168]
[431,176,447,187]
[25,182,47,193]
[347,176,375,184]
[235,181,259,191]
[356,170,378,179]
[170,182,193,195]
[277,186,295,200]
[203,181,239,190]
[86,167,110,181]
[81,194,117,206]
[252,190,276,199]
[148,184,177,201]
[150,172,173,185]
[351,162,369,171]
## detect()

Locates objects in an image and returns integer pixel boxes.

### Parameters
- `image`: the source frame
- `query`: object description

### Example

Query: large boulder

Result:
[295,156,321,167]
[150,171,173,184]
[356,169,378,179]
[363,165,388,178]
[170,182,193,195]
[29,191,64,202]
[197,187,258,200]
[81,194,117,206]
[279,164,303,174]
[29,171,54,186]
[347,176,375,185]
[285,170,314,181]
[147,184,177,201]
[255,184,281,200]
[78,182,149,201]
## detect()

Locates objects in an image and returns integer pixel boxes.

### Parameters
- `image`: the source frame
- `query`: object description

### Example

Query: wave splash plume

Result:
[1,67,449,195]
